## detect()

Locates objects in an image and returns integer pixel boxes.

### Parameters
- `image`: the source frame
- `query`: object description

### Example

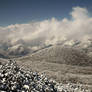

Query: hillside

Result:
[17,45,92,89]
[19,45,92,66]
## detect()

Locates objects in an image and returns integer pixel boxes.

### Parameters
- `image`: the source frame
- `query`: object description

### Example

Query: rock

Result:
[0,60,91,92]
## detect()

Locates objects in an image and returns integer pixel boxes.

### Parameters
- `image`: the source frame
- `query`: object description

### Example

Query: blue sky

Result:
[0,0,92,26]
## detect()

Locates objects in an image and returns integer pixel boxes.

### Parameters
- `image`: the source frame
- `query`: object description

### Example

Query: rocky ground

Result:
[0,60,91,92]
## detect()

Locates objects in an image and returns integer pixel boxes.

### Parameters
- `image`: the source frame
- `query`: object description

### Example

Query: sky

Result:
[0,0,92,26]
[0,0,92,54]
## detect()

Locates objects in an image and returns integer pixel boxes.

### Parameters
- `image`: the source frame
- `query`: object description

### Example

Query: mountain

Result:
[19,45,92,66]
[16,45,92,89]
[7,44,30,58]
[0,38,92,59]
[0,41,92,89]
[0,49,8,59]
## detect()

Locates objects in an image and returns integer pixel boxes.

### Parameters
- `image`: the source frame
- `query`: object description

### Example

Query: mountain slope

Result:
[16,45,92,89]
[19,45,92,66]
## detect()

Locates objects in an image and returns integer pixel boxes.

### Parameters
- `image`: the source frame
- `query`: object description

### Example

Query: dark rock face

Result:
[0,60,91,92]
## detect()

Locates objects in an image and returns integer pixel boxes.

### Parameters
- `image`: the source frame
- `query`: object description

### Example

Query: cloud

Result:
[0,6,92,53]
[70,7,88,20]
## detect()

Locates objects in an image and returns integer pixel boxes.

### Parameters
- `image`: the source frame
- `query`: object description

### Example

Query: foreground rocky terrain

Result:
[0,60,91,92]
[0,45,92,91]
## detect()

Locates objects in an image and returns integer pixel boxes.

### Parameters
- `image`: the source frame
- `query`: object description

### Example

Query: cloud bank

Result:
[0,6,92,54]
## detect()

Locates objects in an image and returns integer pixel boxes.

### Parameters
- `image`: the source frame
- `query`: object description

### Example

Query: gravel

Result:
[0,60,91,92]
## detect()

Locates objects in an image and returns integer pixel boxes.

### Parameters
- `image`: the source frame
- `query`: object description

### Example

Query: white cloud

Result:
[0,6,92,51]
[70,7,88,20]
